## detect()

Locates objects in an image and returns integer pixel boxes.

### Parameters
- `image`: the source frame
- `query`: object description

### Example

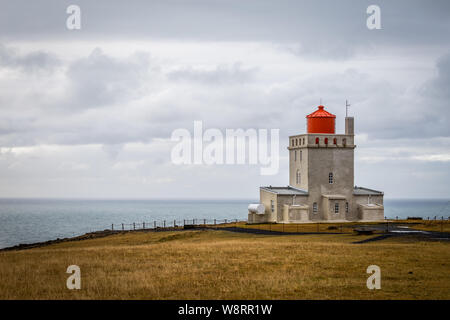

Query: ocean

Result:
[0,198,449,249]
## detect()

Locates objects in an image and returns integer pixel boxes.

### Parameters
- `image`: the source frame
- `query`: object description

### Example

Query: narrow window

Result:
[313,202,318,213]
[271,200,275,212]
[303,138,305,145]
[296,170,301,184]
[325,138,328,145]
[345,202,349,213]
[294,150,297,161]
[333,138,337,145]
[296,139,298,146]
[335,203,339,214]
[315,137,319,144]
[329,172,333,184]
[300,150,302,161]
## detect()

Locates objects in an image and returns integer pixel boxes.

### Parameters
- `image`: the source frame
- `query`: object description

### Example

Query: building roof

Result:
[353,186,384,195]
[306,105,336,118]
[260,186,308,195]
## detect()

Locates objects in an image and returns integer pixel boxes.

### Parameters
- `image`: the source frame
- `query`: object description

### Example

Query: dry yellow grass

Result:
[0,230,448,299]
[216,219,450,233]
[402,220,450,233]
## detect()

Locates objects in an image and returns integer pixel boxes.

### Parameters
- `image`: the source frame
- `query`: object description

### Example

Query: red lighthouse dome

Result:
[306,105,336,134]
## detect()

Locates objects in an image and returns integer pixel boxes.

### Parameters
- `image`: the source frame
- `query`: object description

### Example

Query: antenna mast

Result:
[345,100,351,117]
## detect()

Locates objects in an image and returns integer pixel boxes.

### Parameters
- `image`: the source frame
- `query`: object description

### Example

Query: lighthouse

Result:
[248,104,384,224]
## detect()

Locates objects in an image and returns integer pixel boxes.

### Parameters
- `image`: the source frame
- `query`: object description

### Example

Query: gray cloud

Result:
[168,63,258,85]
[423,52,450,99]
[1,1,449,60]
[0,44,60,72]
[66,48,154,110]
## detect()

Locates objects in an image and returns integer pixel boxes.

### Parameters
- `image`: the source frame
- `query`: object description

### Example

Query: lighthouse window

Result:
[271,200,275,212]
[329,172,334,184]
[334,203,339,214]
[313,202,318,213]
[345,202,349,213]
[315,137,319,144]
[296,170,301,184]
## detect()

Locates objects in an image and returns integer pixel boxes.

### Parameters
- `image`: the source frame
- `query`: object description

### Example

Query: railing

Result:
[110,218,240,231]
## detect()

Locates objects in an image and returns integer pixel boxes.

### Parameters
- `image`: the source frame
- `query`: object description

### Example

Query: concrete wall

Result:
[248,212,272,224]
[322,197,348,220]
[357,204,384,221]
[289,147,309,190]
[307,140,355,220]
[354,194,384,206]
[354,194,384,221]
[282,204,309,222]
[260,189,277,222]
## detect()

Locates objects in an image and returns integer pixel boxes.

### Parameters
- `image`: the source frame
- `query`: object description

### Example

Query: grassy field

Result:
[0,229,449,299]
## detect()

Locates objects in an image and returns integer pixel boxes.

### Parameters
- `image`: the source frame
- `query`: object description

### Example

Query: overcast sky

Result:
[0,0,449,199]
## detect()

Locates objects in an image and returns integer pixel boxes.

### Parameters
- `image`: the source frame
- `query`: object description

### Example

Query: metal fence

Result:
[110,218,241,231]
